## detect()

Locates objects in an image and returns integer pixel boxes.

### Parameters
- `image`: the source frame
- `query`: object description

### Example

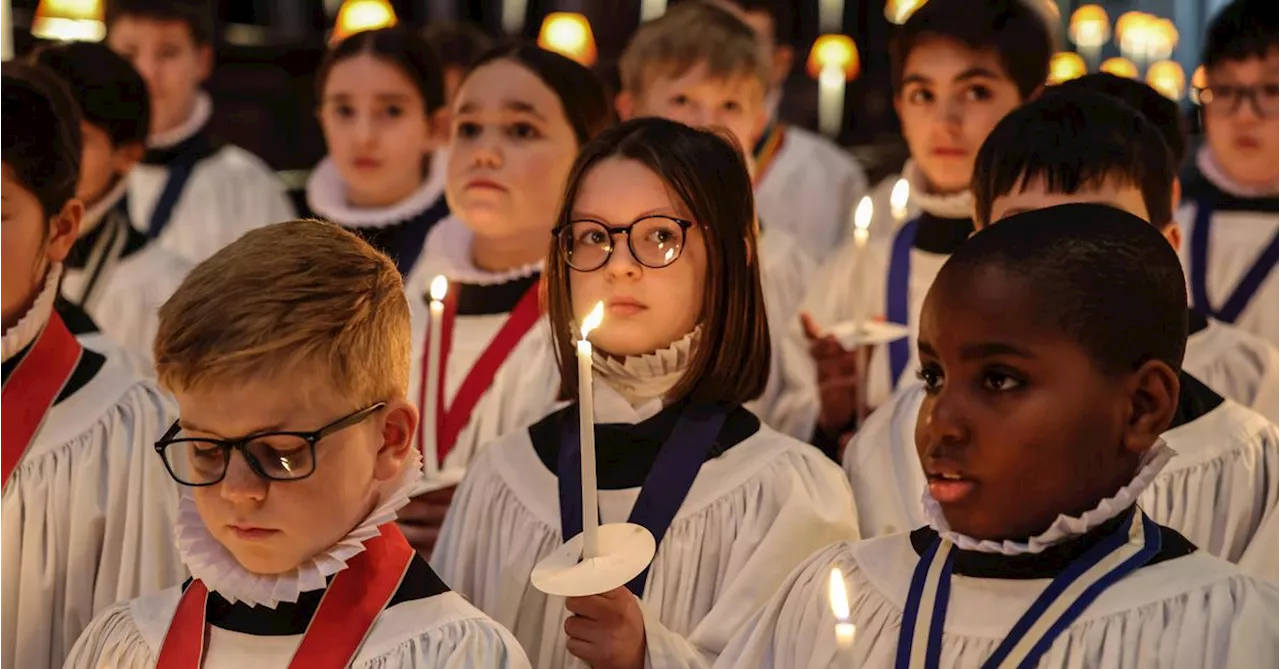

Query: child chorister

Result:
[718,207,1278,668]
[431,118,858,668]
[301,28,452,282]
[105,0,294,264]
[1,63,184,669]
[800,0,1052,441]
[66,220,531,669]
[616,0,819,439]
[396,45,614,556]
[33,42,194,364]
[1175,1,1278,347]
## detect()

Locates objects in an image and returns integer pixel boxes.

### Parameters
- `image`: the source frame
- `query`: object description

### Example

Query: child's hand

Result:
[800,312,865,435]
[564,586,646,669]
[396,485,456,559]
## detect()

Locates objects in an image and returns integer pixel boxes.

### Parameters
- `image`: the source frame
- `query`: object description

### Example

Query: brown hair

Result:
[155,220,411,404]
[546,117,771,405]
[619,0,770,97]
[469,43,614,147]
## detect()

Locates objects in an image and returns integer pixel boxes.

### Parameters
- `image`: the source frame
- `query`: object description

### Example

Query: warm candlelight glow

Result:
[538,12,597,66]
[331,0,397,44]
[1100,57,1139,79]
[854,196,873,233]
[1047,52,1087,85]
[1068,5,1110,49]
[806,34,860,81]
[1146,60,1186,100]
[828,567,850,620]
[1190,65,1207,105]
[430,275,448,302]
[32,0,104,41]
[581,302,604,340]
[890,179,910,221]
[884,0,928,25]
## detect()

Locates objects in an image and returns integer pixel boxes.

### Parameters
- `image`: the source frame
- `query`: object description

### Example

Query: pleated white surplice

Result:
[62,588,533,669]
[713,536,1279,668]
[2,356,184,669]
[754,228,820,440]
[1185,317,1280,423]
[431,381,859,669]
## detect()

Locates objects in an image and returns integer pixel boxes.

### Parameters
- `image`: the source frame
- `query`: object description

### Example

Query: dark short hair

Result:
[890,0,1052,99]
[31,41,151,149]
[422,21,495,72]
[318,27,447,116]
[939,203,1188,375]
[2,62,83,219]
[971,88,1174,227]
[1058,73,1186,166]
[732,0,794,45]
[470,44,614,147]
[1202,0,1277,70]
[546,117,771,405]
[105,0,214,46]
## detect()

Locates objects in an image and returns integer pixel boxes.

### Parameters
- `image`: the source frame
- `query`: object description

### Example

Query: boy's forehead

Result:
[641,59,766,95]
[1207,48,1280,79]
[902,35,1011,83]
[108,15,197,43]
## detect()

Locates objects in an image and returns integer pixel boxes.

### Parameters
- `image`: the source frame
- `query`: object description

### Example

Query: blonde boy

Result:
[66,220,529,668]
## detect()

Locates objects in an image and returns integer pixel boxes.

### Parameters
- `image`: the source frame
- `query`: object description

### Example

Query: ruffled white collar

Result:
[903,160,974,220]
[419,215,544,287]
[306,152,448,230]
[149,91,212,149]
[174,448,423,608]
[590,329,698,422]
[80,177,130,236]
[922,442,1174,555]
[1197,145,1279,198]
[3,263,61,362]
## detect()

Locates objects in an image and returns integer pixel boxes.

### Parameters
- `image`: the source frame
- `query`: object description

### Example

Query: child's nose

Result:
[219,452,268,503]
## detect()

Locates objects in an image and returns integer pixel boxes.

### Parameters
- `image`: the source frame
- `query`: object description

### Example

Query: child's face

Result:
[446,59,580,242]
[1,164,79,329]
[896,37,1025,194]
[1203,49,1279,187]
[319,54,444,209]
[175,376,415,575]
[568,157,707,357]
[914,266,1146,541]
[623,63,768,160]
[77,123,143,207]
[107,17,211,137]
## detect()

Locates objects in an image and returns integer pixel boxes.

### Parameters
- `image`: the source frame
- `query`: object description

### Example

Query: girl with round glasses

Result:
[432,117,859,669]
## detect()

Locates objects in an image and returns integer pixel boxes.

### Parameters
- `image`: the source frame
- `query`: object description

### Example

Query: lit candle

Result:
[423,276,448,479]
[890,177,910,222]
[829,567,856,653]
[851,196,874,333]
[577,301,605,560]
[818,65,846,138]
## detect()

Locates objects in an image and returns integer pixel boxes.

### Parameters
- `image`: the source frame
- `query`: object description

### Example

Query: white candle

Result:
[890,177,910,222]
[829,567,856,653]
[851,196,874,333]
[423,276,447,479]
[818,65,846,138]
[577,301,605,560]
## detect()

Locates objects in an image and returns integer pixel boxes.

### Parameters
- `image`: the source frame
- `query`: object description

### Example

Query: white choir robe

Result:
[2,353,185,669]
[712,536,1279,668]
[753,123,869,264]
[1174,169,1279,347]
[802,172,968,410]
[63,587,532,669]
[1186,317,1280,423]
[753,228,820,439]
[430,380,859,669]
[842,380,1280,579]
[407,216,562,487]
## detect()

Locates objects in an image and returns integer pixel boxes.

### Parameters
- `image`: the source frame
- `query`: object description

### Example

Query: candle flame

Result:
[890,178,910,213]
[580,301,604,339]
[430,275,449,301]
[854,196,873,232]
[828,567,851,621]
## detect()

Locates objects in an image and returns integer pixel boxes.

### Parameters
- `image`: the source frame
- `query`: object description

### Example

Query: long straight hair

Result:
[545,117,771,405]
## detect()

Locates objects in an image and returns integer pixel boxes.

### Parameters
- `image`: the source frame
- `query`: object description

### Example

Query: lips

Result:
[932,147,966,158]
[466,178,506,191]
[607,297,646,315]
[352,157,381,170]
[926,472,977,504]
[228,524,280,541]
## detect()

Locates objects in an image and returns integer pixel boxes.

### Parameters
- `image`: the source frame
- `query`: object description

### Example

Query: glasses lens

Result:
[631,217,686,268]
[562,221,612,270]
[162,437,229,485]
[244,435,315,480]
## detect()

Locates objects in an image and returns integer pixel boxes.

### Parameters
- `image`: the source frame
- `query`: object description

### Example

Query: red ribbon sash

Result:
[1,313,82,488]
[156,523,415,668]
[417,280,543,467]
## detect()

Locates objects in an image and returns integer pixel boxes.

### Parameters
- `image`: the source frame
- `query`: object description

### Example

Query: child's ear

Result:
[46,198,84,263]
[1121,359,1179,455]
[615,91,635,121]
[373,398,419,482]
[195,44,214,83]
[429,105,452,147]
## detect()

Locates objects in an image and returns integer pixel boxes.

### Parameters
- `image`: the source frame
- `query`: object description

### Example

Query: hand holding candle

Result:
[829,567,856,652]
[576,301,605,560]
[422,276,448,480]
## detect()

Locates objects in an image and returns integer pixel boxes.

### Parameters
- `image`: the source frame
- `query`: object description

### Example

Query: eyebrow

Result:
[324,92,412,102]
[902,66,1004,87]
[918,341,1037,361]
[569,206,684,224]
[178,419,289,439]
[456,99,547,121]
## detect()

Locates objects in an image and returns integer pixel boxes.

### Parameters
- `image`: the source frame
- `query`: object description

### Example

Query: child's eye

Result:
[916,364,943,392]
[335,104,355,119]
[964,85,994,102]
[385,105,404,118]
[670,94,690,107]
[722,100,743,113]
[982,370,1025,392]
[159,46,182,60]
[455,122,481,139]
[907,89,933,104]
[507,122,541,139]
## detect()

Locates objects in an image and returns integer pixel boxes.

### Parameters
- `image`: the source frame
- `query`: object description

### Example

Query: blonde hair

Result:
[619,0,770,96]
[154,219,410,403]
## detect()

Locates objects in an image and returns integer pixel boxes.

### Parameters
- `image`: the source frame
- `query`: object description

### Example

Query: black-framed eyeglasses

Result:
[1194,83,1279,117]
[154,402,387,486]
[554,215,695,272]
